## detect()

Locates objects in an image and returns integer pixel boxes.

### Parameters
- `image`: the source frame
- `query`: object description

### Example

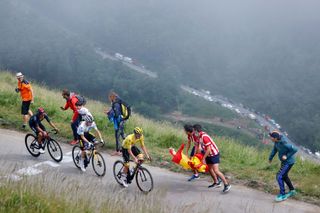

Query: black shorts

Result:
[122,146,141,163]
[21,101,31,115]
[205,153,220,165]
[30,123,46,135]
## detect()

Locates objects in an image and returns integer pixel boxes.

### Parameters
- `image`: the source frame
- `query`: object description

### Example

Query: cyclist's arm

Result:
[48,121,58,131]
[128,146,138,162]
[94,128,103,142]
[44,115,57,131]
[141,145,151,160]
[80,134,89,143]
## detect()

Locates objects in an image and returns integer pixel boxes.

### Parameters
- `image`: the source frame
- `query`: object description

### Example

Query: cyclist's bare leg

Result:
[38,132,43,146]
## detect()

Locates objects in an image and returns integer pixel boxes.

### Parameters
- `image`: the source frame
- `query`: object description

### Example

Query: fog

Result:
[1,0,320,150]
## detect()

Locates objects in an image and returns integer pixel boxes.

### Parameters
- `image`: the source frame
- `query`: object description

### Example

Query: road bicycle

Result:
[113,156,153,193]
[72,140,106,176]
[25,129,63,162]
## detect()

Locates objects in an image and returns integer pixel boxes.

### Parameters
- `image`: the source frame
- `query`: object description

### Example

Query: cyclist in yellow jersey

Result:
[121,127,151,187]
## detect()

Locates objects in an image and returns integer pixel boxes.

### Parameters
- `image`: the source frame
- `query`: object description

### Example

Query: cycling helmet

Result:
[133,127,143,135]
[37,107,45,114]
[83,114,94,123]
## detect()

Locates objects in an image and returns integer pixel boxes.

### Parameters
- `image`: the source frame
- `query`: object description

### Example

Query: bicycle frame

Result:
[127,160,144,182]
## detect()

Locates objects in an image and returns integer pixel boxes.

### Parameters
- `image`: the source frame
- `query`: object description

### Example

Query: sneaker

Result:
[22,124,26,129]
[286,190,297,198]
[222,184,231,193]
[121,179,128,188]
[275,194,287,202]
[39,145,45,154]
[70,140,78,145]
[80,159,86,172]
[208,182,222,188]
[188,174,200,181]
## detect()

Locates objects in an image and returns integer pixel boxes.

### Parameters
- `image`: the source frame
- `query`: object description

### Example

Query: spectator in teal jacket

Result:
[269,131,298,202]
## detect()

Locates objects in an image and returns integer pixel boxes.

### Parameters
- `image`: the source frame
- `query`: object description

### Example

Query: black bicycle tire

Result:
[91,151,106,176]
[135,167,153,193]
[25,133,41,157]
[72,145,82,169]
[47,138,63,162]
[113,160,126,185]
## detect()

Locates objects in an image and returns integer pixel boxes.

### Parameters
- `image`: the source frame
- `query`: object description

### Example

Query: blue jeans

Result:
[114,120,125,152]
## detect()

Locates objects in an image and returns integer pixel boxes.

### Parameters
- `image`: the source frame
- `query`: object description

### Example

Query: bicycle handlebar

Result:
[45,129,58,135]
[93,140,105,148]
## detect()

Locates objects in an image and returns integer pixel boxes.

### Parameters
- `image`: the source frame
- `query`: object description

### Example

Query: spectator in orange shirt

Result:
[15,72,34,128]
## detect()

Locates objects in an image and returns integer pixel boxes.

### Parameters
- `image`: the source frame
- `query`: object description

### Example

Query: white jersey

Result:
[77,121,97,135]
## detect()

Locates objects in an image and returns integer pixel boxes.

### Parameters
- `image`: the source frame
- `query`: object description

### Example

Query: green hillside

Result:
[1,0,320,151]
[0,71,319,207]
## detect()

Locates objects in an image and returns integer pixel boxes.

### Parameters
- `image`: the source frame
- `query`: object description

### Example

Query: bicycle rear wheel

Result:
[136,167,153,193]
[72,145,82,169]
[25,134,40,157]
[47,139,63,162]
[113,160,126,186]
[92,152,106,176]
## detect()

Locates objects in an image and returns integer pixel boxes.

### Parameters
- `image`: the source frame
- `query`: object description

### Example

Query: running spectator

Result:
[184,124,202,181]
[193,124,231,193]
[60,89,80,145]
[269,130,298,202]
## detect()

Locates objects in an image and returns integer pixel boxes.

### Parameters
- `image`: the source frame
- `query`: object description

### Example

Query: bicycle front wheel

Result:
[92,152,106,176]
[113,160,126,186]
[72,145,82,169]
[25,134,40,157]
[47,139,63,162]
[136,167,153,193]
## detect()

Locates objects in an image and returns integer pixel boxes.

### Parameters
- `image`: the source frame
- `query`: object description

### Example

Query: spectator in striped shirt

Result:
[193,124,231,193]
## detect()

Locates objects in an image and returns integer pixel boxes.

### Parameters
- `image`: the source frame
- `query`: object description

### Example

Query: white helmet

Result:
[16,72,24,78]
[83,114,94,123]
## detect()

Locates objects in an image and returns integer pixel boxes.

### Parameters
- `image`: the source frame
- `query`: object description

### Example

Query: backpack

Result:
[119,100,131,120]
[75,95,87,106]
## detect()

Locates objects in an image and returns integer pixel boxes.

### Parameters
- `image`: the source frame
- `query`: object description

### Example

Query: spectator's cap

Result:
[269,130,281,140]
[16,72,24,78]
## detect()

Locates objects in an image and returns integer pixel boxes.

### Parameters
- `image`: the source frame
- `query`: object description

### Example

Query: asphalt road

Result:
[0,128,319,213]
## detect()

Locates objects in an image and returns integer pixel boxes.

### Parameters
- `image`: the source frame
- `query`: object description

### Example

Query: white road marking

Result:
[17,167,42,176]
